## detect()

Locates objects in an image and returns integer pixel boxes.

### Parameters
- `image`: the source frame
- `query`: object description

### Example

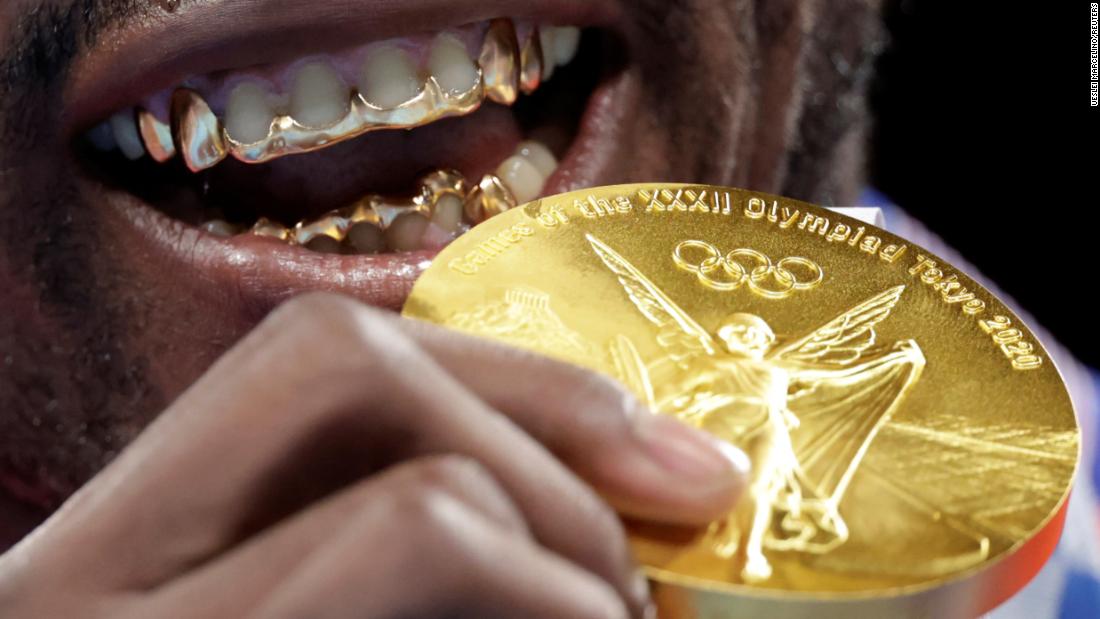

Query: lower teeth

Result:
[232,167,519,255]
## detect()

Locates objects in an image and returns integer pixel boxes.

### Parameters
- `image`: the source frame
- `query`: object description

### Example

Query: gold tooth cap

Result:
[294,212,351,245]
[464,174,518,223]
[251,217,292,242]
[342,198,385,228]
[137,109,176,163]
[171,89,228,172]
[519,28,544,95]
[479,19,521,105]
[419,168,469,204]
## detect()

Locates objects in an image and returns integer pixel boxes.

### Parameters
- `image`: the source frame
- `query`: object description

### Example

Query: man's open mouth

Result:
[77,15,616,261]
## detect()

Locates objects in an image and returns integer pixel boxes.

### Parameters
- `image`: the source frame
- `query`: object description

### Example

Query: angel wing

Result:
[586,234,718,361]
[769,285,906,366]
[763,286,925,552]
[763,340,925,554]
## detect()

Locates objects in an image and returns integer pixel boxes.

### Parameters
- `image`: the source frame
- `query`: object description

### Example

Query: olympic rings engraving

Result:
[672,240,824,298]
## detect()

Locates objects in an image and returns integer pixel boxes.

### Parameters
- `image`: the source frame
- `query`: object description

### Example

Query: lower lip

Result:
[100,68,633,314]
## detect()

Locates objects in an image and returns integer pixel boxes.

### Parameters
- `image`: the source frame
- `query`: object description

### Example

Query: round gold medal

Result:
[402,184,1079,618]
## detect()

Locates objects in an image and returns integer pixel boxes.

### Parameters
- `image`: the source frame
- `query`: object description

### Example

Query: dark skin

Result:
[0,0,884,615]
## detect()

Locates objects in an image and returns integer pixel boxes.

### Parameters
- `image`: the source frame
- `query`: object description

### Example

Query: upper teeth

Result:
[479,19,521,105]
[360,45,424,109]
[429,34,481,95]
[88,20,583,172]
[289,62,351,129]
[109,111,145,161]
[224,81,277,145]
[137,109,176,162]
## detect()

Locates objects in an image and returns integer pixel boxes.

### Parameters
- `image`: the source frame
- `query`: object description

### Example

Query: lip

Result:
[71,0,636,312]
[64,0,623,135]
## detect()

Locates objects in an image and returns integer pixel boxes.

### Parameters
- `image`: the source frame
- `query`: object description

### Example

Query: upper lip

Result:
[64,0,623,136]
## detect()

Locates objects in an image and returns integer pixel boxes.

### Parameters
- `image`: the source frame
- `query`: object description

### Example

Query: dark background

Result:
[871,1,1098,366]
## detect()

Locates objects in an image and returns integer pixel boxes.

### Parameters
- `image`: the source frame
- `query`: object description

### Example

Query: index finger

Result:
[395,314,750,525]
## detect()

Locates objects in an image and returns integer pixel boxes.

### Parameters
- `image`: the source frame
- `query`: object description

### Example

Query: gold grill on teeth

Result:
[140,21,552,172]
[480,19,521,105]
[223,70,485,168]
[137,110,175,163]
[519,28,545,95]
[241,168,518,254]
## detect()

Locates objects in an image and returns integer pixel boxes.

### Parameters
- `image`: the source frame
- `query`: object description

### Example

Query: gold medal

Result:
[402,184,1079,618]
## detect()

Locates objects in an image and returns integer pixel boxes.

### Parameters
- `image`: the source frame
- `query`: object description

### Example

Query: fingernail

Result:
[636,414,750,481]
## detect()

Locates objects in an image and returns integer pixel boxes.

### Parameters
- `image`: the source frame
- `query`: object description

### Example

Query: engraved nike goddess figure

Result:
[586,234,926,583]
